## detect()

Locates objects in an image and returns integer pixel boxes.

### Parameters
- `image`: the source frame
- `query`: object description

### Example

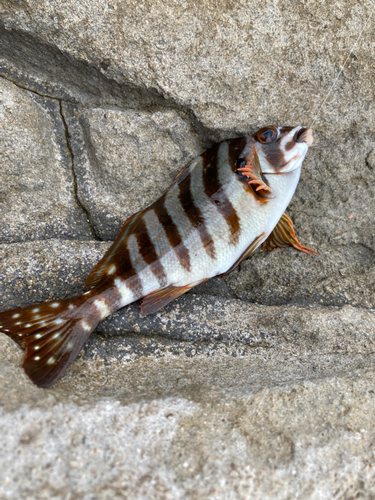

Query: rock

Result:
[1,328,375,499]
[1,1,374,135]
[0,240,109,310]
[0,0,375,497]
[0,78,93,243]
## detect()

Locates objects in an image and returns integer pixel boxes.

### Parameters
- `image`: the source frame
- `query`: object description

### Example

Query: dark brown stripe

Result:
[278,126,294,134]
[135,218,168,287]
[117,244,144,298]
[153,195,191,272]
[263,141,286,169]
[202,142,241,245]
[178,170,216,259]
[227,136,249,173]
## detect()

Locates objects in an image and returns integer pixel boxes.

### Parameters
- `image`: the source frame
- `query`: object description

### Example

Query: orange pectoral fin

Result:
[140,279,208,316]
[262,214,318,255]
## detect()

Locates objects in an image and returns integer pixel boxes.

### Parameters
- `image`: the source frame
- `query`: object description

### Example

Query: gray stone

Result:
[1,324,375,499]
[0,77,93,243]
[0,240,109,310]
[1,0,374,135]
[0,0,375,497]
[0,20,169,110]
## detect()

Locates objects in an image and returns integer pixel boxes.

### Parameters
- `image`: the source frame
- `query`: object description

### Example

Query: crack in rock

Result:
[59,100,101,241]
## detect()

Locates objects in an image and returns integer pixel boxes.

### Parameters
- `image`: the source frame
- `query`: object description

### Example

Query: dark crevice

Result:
[93,294,375,344]
[0,74,59,100]
[83,329,375,364]
[59,100,101,241]
[366,149,374,170]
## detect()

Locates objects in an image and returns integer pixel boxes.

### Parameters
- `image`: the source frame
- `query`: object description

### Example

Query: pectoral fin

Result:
[262,214,318,255]
[220,233,265,277]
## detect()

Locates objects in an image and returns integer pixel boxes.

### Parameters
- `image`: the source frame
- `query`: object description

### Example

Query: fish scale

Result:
[0,125,316,387]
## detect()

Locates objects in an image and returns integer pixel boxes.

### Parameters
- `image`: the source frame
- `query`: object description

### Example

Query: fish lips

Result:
[294,127,313,147]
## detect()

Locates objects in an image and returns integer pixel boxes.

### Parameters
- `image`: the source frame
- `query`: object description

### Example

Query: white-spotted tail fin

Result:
[0,295,100,388]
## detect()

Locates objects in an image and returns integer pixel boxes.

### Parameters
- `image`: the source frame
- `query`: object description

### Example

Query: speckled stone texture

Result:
[0,0,375,498]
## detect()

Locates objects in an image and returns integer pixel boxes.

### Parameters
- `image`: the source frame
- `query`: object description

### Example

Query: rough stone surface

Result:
[1,0,374,134]
[0,240,109,309]
[0,78,93,243]
[0,0,375,498]
[1,329,375,499]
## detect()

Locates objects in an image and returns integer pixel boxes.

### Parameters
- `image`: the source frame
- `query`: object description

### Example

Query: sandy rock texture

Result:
[0,0,374,498]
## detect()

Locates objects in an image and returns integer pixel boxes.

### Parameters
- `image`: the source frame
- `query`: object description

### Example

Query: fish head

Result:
[253,125,313,175]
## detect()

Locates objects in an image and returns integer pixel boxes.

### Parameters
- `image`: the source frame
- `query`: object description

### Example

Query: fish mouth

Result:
[294,127,313,147]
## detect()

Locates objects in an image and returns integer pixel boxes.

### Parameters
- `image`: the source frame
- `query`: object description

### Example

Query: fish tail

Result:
[0,293,103,388]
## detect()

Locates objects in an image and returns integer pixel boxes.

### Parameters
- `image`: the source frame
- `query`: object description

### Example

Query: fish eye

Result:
[256,127,278,143]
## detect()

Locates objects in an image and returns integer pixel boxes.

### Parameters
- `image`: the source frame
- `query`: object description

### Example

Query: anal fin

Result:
[262,213,318,255]
[141,279,207,316]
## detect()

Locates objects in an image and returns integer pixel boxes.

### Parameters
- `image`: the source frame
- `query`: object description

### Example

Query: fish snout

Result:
[294,127,313,147]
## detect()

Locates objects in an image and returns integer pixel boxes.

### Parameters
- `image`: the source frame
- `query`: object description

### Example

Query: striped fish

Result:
[0,125,316,387]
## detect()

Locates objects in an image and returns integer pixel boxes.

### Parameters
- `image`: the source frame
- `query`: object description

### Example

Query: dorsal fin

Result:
[174,158,194,183]
[85,209,144,288]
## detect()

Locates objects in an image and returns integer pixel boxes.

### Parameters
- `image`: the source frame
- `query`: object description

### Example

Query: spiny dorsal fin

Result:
[0,295,99,387]
[174,158,194,183]
[85,209,144,289]
[262,213,318,255]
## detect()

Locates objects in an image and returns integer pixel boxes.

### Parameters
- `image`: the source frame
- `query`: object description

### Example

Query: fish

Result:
[0,125,316,388]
